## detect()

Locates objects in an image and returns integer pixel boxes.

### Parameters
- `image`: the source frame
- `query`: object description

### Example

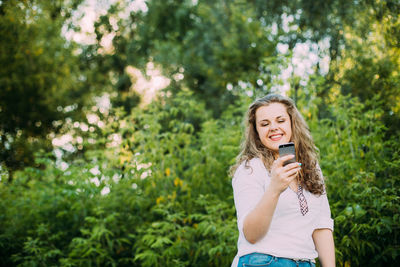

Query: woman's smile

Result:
[269,133,284,141]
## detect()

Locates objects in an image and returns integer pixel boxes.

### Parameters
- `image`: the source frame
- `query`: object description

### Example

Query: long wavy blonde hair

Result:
[230,94,324,195]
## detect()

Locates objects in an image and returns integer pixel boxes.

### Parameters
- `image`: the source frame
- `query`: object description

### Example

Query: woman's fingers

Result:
[273,156,301,174]
[270,156,301,193]
[283,161,302,171]
[286,165,301,178]
[277,162,301,181]
[274,154,295,167]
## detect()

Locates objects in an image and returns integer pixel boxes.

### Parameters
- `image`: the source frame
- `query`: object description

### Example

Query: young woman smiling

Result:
[231,94,335,267]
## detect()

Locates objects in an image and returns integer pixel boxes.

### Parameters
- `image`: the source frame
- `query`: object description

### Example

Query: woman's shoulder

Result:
[232,157,267,185]
[236,157,264,172]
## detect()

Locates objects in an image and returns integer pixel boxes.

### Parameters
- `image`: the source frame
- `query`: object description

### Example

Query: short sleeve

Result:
[232,158,268,231]
[314,165,334,231]
[314,193,334,231]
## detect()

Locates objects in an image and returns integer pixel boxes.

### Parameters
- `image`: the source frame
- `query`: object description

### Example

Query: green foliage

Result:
[1,0,400,266]
[0,0,84,173]
[312,95,400,266]
[0,93,242,266]
[92,0,278,115]
[1,90,400,266]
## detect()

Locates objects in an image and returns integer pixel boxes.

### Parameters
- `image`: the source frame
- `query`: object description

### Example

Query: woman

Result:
[231,94,335,267]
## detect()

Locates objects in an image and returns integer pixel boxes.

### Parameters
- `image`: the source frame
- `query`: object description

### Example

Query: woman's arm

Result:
[243,155,301,243]
[312,228,335,267]
[243,186,280,243]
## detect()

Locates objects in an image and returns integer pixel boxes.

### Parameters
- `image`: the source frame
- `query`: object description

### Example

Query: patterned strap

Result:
[297,184,309,216]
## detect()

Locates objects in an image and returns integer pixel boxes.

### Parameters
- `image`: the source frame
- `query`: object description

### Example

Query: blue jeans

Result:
[237,253,316,267]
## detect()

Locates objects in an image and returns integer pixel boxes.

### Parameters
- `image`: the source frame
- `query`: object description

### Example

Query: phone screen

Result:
[279,142,296,166]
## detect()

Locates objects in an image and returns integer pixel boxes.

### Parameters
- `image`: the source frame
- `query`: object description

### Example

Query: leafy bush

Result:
[1,93,399,266]
[313,95,400,266]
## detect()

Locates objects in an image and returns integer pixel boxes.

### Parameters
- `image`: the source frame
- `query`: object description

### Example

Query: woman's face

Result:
[255,102,292,154]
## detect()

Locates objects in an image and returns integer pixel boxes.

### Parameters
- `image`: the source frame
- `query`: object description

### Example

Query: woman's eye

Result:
[278,120,285,123]
[261,123,269,127]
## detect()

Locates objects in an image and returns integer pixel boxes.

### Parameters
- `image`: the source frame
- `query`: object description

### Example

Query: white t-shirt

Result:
[231,158,334,266]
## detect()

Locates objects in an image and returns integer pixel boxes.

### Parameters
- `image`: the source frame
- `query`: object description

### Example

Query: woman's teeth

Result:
[270,134,282,141]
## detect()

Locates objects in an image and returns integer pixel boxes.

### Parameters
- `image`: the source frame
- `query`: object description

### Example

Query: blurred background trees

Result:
[0,0,399,266]
[0,0,84,174]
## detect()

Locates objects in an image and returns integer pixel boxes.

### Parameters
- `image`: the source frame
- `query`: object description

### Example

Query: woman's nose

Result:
[270,122,278,130]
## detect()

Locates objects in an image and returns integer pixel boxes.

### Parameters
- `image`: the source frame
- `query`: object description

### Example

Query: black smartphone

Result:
[279,142,296,166]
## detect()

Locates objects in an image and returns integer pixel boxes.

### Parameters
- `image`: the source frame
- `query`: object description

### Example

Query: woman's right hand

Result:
[269,155,301,194]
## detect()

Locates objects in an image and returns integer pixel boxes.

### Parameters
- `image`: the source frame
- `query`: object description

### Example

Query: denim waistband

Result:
[289,258,316,263]
[238,253,316,266]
